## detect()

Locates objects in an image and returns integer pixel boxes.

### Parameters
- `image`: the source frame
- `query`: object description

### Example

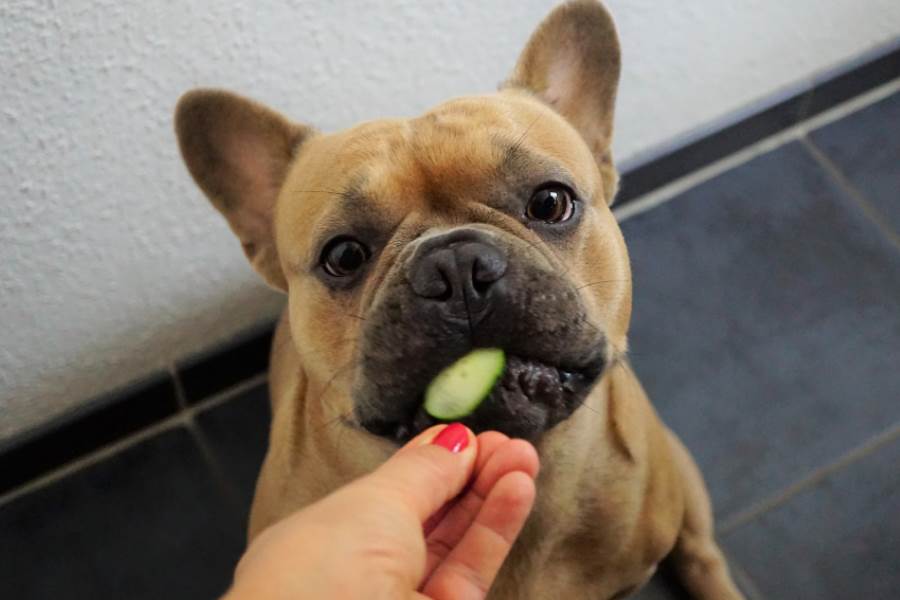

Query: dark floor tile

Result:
[0,427,243,600]
[632,572,691,599]
[621,141,900,519]
[810,92,900,232]
[631,556,757,599]
[196,382,271,518]
[178,322,275,404]
[722,436,900,599]
[0,373,179,495]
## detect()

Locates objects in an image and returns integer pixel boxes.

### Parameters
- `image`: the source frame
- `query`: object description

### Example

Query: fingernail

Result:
[431,423,469,453]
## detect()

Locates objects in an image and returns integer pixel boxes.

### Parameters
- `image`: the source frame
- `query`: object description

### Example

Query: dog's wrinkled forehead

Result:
[275,93,600,260]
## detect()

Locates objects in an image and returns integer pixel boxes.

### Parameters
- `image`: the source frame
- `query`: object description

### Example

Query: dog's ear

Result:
[175,89,313,291]
[505,0,621,202]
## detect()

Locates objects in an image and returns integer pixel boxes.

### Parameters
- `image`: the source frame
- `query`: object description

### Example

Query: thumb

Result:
[361,423,478,523]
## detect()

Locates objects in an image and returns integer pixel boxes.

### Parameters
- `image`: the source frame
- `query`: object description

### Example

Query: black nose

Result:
[409,229,508,321]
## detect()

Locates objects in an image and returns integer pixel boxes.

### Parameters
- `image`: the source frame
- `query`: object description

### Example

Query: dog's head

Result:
[175,1,630,443]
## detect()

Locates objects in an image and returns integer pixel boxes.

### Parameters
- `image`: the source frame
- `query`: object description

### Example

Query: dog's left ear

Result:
[504,0,621,203]
[175,89,313,291]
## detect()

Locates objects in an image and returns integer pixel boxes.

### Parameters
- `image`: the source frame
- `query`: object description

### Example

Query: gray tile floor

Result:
[629,91,900,599]
[1,91,898,599]
[0,428,246,599]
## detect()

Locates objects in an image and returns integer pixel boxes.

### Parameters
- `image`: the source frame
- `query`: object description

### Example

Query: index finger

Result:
[360,424,478,523]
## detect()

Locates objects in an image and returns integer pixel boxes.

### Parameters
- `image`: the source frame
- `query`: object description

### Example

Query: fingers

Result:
[423,431,510,535]
[421,471,537,600]
[423,438,539,577]
[359,424,478,523]
[355,425,539,600]
[473,431,511,473]
[471,438,540,496]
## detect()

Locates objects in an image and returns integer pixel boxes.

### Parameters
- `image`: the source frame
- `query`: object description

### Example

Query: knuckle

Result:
[425,535,455,561]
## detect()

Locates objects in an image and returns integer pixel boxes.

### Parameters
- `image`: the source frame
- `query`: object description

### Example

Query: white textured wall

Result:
[2,0,898,442]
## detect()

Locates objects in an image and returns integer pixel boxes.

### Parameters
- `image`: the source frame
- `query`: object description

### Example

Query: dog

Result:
[175,1,743,598]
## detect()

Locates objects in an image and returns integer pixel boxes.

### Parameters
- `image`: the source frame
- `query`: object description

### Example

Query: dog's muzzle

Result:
[352,226,608,443]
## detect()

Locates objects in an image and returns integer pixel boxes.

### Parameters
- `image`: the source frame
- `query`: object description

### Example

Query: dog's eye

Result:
[526,185,575,223]
[322,238,370,277]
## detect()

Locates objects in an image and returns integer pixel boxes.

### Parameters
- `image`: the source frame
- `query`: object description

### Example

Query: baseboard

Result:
[616,38,899,205]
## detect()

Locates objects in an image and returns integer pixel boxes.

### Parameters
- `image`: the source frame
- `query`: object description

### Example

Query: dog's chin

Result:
[358,352,606,444]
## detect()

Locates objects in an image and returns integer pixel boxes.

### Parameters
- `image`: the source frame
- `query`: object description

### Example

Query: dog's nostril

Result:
[434,269,454,302]
[471,262,497,295]
[472,277,492,295]
[410,250,454,299]
[416,274,452,300]
[469,250,507,294]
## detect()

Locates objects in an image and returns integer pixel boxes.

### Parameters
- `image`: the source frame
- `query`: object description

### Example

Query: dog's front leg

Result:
[665,431,745,600]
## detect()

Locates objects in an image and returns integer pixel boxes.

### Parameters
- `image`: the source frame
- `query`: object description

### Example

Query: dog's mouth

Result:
[359,351,606,443]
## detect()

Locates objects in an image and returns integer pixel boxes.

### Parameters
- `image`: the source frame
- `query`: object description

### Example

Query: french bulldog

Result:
[175,1,744,598]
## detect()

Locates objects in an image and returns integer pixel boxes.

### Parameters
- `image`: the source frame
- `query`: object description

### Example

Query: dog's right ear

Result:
[504,0,621,203]
[175,89,313,291]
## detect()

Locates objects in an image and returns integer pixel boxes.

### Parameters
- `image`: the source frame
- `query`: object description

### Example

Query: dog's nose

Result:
[409,229,508,320]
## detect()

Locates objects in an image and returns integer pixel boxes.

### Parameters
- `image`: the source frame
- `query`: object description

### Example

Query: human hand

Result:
[223,423,540,600]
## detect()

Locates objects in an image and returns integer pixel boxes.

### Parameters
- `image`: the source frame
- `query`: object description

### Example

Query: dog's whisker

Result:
[575,278,632,291]
[293,337,361,365]
[507,114,543,159]
[314,408,354,435]
[292,188,346,196]
[314,358,359,411]
[573,394,604,417]
[335,408,358,451]
[519,234,573,279]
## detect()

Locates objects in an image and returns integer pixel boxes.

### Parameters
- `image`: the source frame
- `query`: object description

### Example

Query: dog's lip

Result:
[358,350,606,444]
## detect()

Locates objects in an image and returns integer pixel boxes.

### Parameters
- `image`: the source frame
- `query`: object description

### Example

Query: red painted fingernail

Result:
[431,423,469,453]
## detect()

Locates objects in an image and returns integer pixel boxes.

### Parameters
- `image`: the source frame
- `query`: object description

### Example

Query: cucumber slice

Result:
[424,348,506,420]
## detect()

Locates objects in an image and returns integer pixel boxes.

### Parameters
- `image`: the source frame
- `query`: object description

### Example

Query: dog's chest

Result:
[489,530,659,600]
[486,490,664,599]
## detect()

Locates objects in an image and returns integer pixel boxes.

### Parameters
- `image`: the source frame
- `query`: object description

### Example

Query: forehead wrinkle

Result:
[493,137,578,189]
[295,173,386,248]
[339,174,372,210]
[409,133,510,215]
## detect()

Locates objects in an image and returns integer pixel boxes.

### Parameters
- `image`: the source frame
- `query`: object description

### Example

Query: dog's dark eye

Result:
[322,238,370,277]
[526,185,575,223]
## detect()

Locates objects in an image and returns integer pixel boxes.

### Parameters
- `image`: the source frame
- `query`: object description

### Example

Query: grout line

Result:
[794,87,814,122]
[613,127,797,221]
[192,372,270,416]
[178,370,270,517]
[719,421,900,534]
[798,77,900,133]
[0,372,269,509]
[727,557,766,600]
[614,77,900,223]
[171,361,245,511]
[801,136,900,251]
[187,417,246,516]
[169,363,190,411]
[0,413,186,508]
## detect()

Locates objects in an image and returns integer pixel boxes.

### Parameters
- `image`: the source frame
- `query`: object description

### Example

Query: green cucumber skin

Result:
[424,348,505,420]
